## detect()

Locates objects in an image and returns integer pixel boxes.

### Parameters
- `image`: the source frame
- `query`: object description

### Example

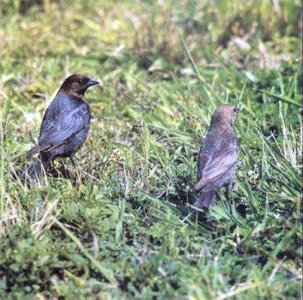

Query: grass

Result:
[0,0,302,299]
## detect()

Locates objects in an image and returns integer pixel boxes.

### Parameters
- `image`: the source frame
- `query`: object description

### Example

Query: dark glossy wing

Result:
[38,93,90,150]
[195,131,239,190]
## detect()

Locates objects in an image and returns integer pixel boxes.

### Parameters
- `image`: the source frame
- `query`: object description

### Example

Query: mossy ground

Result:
[0,1,302,299]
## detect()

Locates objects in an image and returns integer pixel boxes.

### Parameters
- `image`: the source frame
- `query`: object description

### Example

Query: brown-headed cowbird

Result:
[195,104,240,208]
[26,74,99,169]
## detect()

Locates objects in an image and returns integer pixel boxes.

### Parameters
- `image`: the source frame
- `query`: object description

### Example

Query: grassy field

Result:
[0,0,302,299]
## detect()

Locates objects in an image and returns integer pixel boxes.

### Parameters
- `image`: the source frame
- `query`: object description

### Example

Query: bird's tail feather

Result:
[26,145,40,158]
[194,191,215,208]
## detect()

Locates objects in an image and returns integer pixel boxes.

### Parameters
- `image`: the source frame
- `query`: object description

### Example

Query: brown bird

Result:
[195,104,240,208]
[26,74,99,170]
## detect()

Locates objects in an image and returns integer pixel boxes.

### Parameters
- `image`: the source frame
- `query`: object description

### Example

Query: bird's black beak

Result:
[86,78,99,87]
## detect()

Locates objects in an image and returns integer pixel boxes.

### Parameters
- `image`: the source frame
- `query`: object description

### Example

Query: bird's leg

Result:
[225,183,233,202]
[55,158,68,178]
[69,154,76,167]
[68,154,79,184]
[59,158,65,169]
[40,152,52,172]
[225,187,230,201]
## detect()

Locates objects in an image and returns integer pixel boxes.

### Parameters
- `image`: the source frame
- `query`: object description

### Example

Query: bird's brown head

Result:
[60,74,99,96]
[211,104,239,126]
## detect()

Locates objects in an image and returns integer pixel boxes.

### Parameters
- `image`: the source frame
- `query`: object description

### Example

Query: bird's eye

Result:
[233,108,238,112]
[80,78,88,84]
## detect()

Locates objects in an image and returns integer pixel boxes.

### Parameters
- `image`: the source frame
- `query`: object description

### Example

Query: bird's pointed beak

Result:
[87,78,100,87]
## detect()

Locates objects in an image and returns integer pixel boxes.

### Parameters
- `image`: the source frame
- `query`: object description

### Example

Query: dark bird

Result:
[26,74,99,171]
[195,104,240,208]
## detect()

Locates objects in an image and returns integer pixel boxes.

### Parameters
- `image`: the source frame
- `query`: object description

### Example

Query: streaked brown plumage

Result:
[195,104,240,208]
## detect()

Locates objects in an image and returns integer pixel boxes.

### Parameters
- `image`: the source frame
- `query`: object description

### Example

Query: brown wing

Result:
[195,133,239,191]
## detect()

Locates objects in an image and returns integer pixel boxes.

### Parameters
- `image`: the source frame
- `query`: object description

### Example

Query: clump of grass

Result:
[0,0,302,299]
[126,6,184,68]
